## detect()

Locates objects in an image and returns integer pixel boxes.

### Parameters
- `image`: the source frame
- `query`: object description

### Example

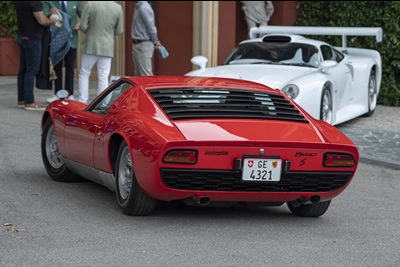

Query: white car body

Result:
[185,26,383,125]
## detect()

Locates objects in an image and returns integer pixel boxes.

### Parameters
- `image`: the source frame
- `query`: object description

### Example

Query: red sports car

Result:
[41,76,358,217]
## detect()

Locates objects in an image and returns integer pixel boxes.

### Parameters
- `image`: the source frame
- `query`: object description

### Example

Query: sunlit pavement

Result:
[337,125,400,169]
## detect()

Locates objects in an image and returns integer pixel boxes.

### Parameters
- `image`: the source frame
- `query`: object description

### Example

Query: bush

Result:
[296,1,400,106]
[0,1,18,39]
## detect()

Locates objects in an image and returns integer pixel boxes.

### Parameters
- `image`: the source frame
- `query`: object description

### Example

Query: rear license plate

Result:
[242,158,282,182]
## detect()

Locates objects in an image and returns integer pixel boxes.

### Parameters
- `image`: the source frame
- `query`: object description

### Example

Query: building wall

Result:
[154,1,194,75]
[269,1,300,26]
[218,1,300,66]
[124,1,193,76]
[218,2,239,65]
[76,1,300,79]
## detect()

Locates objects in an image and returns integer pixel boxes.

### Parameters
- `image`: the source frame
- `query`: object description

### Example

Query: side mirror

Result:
[56,89,70,100]
[319,60,338,73]
[190,56,208,71]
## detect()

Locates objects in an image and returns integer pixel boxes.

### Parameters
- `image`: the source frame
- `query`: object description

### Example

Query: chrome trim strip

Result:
[62,157,116,192]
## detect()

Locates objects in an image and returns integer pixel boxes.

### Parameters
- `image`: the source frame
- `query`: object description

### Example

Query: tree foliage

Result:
[296,1,400,106]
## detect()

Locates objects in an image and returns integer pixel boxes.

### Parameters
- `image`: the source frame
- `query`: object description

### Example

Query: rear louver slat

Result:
[149,87,308,122]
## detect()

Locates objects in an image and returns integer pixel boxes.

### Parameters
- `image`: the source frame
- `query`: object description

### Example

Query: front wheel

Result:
[287,200,331,217]
[41,118,80,182]
[115,140,157,216]
[320,85,333,124]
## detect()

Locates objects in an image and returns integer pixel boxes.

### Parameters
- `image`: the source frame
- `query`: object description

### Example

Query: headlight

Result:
[282,84,299,99]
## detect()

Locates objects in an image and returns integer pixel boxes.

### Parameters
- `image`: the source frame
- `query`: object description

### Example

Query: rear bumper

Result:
[143,168,354,203]
[162,169,353,192]
[133,145,358,203]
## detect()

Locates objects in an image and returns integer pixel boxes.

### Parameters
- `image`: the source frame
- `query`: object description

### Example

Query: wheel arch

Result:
[345,47,382,94]
[41,111,52,130]
[109,133,124,175]
[287,72,330,120]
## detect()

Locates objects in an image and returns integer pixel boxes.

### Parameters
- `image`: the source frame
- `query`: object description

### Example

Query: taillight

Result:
[163,149,197,164]
[323,152,355,167]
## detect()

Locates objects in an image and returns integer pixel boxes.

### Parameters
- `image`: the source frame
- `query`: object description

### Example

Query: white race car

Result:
[185,26,383,125]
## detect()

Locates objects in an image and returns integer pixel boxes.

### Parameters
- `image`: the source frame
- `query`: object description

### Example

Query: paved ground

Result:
[336,105,400,170]
[1,75,399,170]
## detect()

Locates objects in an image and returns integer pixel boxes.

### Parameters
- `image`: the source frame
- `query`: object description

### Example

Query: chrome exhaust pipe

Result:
[310,195,321,203]
[195,196,211,206]
[291,195,320,207]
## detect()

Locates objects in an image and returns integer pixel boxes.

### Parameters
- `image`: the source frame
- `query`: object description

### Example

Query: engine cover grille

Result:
[149,87,308,123]
[161,169,353,192]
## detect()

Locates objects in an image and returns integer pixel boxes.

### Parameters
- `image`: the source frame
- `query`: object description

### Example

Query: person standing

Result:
[241,1,274,32]
[14,1,56,110]
[77,1,123,104]
[43,1,83,103]
[131,1,162,76]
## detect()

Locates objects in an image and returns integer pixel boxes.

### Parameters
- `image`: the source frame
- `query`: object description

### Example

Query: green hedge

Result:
[0,1,18,39]
[296,1,400,106]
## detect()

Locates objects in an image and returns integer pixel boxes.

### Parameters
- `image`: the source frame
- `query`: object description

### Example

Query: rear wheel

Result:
[365,69,377,117]
[287,200,331,217]
[41,118,80,182]
[115,140,157,216]
[320,85,333,124]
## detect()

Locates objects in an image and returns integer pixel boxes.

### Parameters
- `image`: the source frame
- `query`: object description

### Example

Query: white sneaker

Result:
[67,95,75,100]
[47,94,59,103]
[78,96,88,104]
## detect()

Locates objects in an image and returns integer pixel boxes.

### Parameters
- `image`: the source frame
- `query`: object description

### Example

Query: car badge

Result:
[272,161,278,168]
[248,160,254,168]
[260,149,264,154]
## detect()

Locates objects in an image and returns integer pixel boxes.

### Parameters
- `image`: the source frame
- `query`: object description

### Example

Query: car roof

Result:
[121,76,278,94]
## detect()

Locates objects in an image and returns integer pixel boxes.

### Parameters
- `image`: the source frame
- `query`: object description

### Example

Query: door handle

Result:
[96,132,101,141]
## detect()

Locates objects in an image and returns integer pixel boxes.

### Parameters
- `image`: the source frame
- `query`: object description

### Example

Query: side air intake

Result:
[262,35,292,43]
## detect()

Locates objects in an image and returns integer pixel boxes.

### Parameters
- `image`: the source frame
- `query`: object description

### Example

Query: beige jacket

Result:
[79,1,123,57]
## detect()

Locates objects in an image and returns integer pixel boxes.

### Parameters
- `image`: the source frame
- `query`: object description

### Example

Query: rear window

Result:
[222,42,319,67]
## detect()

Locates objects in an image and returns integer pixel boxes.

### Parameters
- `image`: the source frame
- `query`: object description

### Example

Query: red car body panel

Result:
[42,76,359,204]
[174,120,324,142]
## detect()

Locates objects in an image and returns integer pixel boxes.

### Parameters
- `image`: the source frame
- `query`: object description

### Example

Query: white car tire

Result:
[320,85,333,124]
[365,69,377,117]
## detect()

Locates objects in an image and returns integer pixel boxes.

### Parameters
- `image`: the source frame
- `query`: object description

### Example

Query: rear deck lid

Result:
[149,87,324,143]
[173,120,322,143]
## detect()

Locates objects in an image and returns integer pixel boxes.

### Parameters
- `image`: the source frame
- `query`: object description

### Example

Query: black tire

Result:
[364,69,377,117]
[320,85,333,124]
[287,200,331,217]
[115,140,157,216]
[41,118,80,182]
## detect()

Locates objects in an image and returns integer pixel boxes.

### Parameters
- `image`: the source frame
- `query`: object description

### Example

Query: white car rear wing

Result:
[249,26,383,49]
